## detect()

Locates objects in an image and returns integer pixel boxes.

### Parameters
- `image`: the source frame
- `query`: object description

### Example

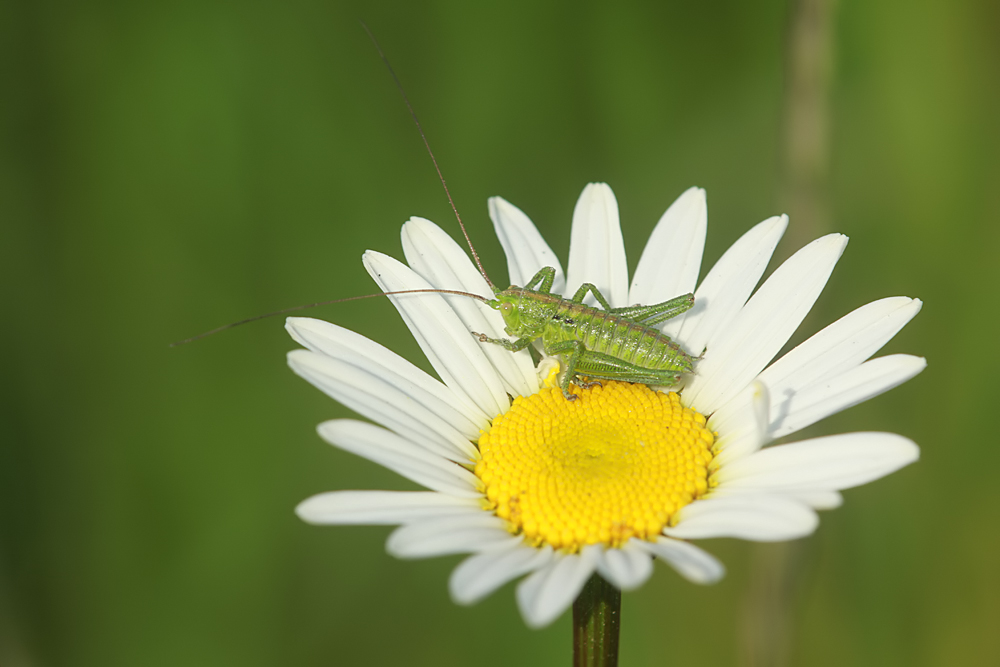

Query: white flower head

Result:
[287,183,923,629]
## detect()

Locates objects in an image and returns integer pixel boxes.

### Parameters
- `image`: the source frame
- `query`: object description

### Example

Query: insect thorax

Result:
[497,288,562,336]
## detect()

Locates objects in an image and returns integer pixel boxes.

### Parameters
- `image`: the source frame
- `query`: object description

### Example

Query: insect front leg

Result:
[570,283,614,310]
[522,267,557,293]
[471,332,534,352]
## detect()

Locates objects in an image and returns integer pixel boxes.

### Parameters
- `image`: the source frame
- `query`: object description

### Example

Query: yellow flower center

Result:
[475,381,715,552]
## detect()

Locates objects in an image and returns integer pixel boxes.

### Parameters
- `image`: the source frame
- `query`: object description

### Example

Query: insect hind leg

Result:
[611,293,694,326]
[572,350,686,387]
[545,341,685,400]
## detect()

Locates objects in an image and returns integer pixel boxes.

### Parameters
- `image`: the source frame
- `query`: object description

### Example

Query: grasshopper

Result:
[174,25,698,400]
[470,268,695,400]
[358,29,697,400]
[175,251,697,402]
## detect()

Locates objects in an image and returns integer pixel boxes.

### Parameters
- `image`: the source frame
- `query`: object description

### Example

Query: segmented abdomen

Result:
[548,302,691,372]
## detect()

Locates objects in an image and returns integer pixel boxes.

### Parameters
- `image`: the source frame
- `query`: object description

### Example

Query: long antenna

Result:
[170,288,491,347]
[360,21,496,291]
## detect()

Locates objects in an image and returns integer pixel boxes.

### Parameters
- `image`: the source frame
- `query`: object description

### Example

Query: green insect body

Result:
[172,32,701,385]
[473,266,696,401]
[356,31,696,401]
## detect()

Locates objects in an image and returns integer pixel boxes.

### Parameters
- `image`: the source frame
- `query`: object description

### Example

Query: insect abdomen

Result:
[551,303,690,372]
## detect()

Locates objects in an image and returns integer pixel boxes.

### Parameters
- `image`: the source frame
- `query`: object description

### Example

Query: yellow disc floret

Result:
[475,381,715,552]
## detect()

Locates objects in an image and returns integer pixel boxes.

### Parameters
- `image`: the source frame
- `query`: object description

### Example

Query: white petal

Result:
[711,297,923,438]
[489,196,566,293]
[707,422,760,473]
[296,491,481,525]
[450,541,554,605]
[516,546,599,629]
[664,215,787,351]
[791,490,844,510]
[287,317,484,434]
[629,187,707,305]
[565,183,628,307]
[759,296,923,392]
[317,420,480,498]
[287,347,478,462]
[665,496,818,542]
[712,359,908,463]
[364,251,509,418]
[769,354,926,439]
[633,537,726,584]
[706,378,773,468]
[685,234,848,415]
[401,218,539,398]
[717,432,919,494]
[751,380,770,445]
[594,541,654,591]
[713,355,926,467]
[706,483,848,510]
[386,513,512,559]
[288,350,455,459]
[705,485,849,511]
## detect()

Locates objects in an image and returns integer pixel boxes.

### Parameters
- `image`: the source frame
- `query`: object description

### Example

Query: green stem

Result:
[572,574,621,667]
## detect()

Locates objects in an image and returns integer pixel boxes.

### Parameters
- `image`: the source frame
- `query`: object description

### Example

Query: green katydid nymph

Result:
[174,269,698,403]
[360,259,698,401]
[462,267,696,401]
[356,24,699,400]
[173,24,699,400]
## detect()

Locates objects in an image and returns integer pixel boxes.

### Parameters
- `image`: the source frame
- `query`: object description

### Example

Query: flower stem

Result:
[573,573,621,667]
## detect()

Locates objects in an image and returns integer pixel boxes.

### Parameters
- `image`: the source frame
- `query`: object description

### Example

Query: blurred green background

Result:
[2,0,998,665]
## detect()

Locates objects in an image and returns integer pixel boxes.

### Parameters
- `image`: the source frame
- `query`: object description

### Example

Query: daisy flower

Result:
[287,183,923,629]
